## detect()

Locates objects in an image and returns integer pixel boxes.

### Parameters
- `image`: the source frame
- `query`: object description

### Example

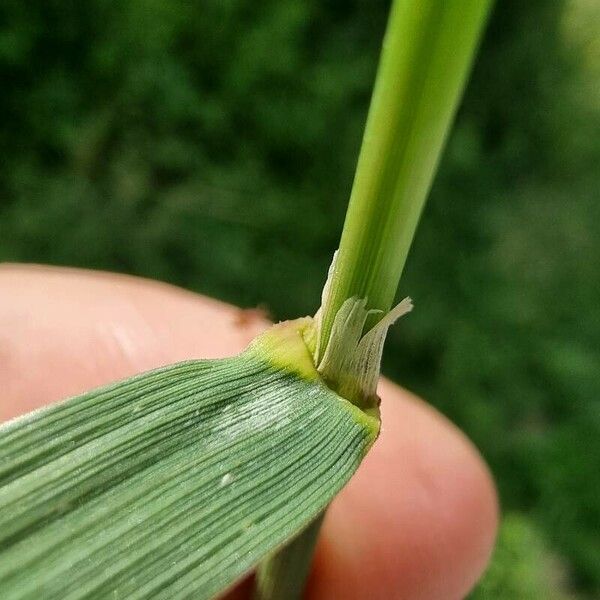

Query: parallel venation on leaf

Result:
[0,319,378,600]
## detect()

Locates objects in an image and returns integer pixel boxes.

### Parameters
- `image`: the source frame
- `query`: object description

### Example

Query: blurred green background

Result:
[1,0,598,597]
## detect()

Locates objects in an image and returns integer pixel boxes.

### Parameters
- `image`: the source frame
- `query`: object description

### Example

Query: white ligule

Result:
[312,253,412,405]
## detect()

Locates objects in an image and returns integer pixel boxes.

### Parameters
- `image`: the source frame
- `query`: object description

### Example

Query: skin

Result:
[0,264,498,600]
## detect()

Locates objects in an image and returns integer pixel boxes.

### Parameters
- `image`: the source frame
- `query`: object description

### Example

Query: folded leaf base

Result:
[0,318,378,600]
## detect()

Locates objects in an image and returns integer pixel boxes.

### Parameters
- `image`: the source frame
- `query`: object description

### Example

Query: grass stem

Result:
[255,1,492,597]
[253,513,324,600]
[318,0,492,352]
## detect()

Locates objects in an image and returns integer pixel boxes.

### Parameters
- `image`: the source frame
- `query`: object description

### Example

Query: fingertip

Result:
[0,265,498,600]
[0,265,269,420]
[309,379,498,600]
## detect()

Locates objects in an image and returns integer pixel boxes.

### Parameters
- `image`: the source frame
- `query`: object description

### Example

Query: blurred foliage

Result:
[0,0,598,597]
[471,513,575,600]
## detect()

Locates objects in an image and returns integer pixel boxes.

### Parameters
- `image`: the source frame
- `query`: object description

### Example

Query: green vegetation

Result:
[0,0,598,598]
[472,513,575,600]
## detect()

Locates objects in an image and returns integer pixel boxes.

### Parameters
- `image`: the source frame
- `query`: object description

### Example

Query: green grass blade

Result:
[319,0,493,349]
[0,320,378,600]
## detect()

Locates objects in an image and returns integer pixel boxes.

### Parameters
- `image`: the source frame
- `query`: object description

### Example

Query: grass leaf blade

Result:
[0,320,378,600]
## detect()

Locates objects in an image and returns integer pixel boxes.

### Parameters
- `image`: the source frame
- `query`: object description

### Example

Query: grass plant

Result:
[0,1,491,598]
